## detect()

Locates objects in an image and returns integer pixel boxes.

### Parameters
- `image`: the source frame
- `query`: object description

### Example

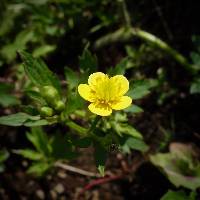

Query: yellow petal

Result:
[109,75,129,96]
[111,96,132,110]
[88,103,112,116]
[78,84,94,102]
[88,72,107,87]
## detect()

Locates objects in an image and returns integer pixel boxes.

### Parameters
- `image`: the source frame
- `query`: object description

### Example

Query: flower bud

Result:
[41,86,60,103]
[55,100,65,112]
[40,106,53,117]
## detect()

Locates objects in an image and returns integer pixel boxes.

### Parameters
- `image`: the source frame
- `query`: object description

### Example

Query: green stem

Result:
[119,0,131,28]
[65,115,101,138]
[65,120,87,137]
[94,27,197,74]
[88,115,101,134]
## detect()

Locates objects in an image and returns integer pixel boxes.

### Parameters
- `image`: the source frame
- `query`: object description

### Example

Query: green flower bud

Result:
[40,106,53,117]
[55,100,65,112]
[41,86,60,103]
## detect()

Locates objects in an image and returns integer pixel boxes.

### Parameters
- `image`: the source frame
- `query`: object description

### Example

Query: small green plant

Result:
[0,49,149,176]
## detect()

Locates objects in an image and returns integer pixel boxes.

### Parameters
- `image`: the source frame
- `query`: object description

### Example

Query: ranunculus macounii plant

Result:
[78,72,132,116]
[0,50,148,176]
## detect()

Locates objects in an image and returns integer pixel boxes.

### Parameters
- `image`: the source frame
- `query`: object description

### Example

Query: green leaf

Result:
[15,149,43,161]
[19,51,61,93]
[161,190,195,200]
[190,78,200,94]
[128,79,158,99]
[112,122,143,139]
[20,105,39,116]
[128,85,150,99]
[0,93,20,107]
[27,162,51,176]
[108,58,129,75]
[126,138,148,152]
[26,127,51,156]
[124,104,144,113]
[1,30,34,62]
[0,113,40,126]
[65,92,84,114]
[65,67,79,90]
[33,45,56,58]
[79,48,97,74]
[94,143,107,176]
[122,137,148,153]
[0,83,20,107]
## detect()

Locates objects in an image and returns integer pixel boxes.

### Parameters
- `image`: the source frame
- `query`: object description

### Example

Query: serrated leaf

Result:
[65,67,79,90]
[19,51,61,93]
[0,112,40,126]
[79,48,97,74]
[65,92,84,114]
[128,79,158,99]
[108,58,129,75]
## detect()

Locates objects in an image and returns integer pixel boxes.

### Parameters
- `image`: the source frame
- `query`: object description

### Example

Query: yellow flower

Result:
[78,72,132,116]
